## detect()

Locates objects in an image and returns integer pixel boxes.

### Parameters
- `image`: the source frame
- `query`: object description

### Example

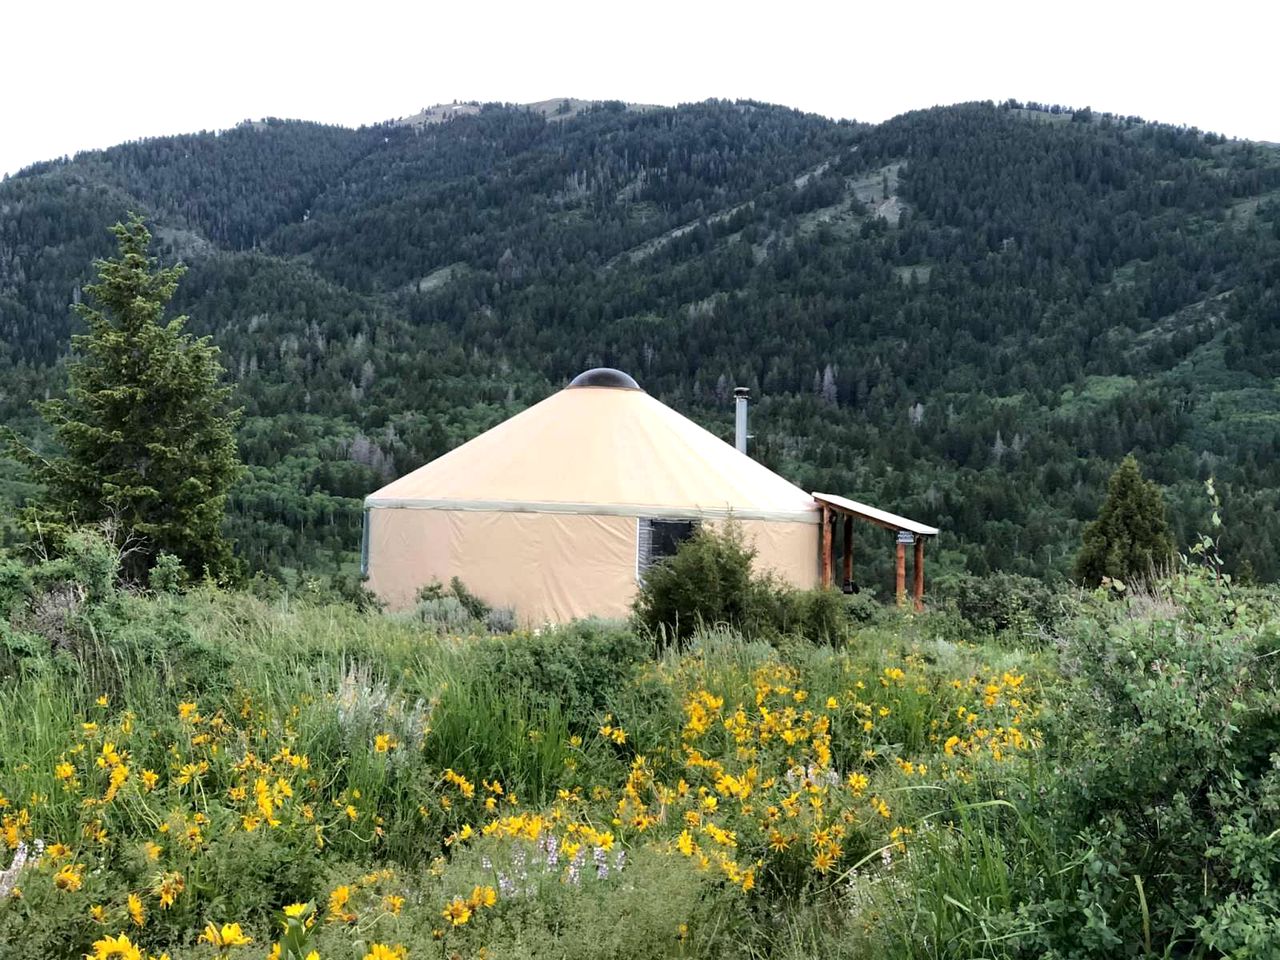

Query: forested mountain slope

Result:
[3,99,1279,585]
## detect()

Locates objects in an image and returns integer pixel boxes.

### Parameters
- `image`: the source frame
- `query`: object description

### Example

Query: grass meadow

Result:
[2,535,1278,959]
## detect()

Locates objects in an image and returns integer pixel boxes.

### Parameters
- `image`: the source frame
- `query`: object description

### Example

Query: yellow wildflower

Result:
[200,922,253,948]
[442,897,472,926]
[127,892,145,927]
[54,862,84,892]
[328,885,356,923]
[466,884,497,909]
[89,933,143,960]
[154,871,184,909]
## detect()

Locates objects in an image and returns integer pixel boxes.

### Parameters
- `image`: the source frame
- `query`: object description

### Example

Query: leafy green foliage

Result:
[0,528,230,690]
[411,577,514,634]
[470,619,649,720]
[633,521,767,643]
[147,552,184,594]
[932,570,1072,635]
[2,527,1280,957]
[634,522,857,644]
[5,215,242,581]
[1029,567,1280,957]
[1073,455,1175,585]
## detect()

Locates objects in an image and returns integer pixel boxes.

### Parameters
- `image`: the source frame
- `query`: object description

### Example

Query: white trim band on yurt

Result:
[363,497,819,524]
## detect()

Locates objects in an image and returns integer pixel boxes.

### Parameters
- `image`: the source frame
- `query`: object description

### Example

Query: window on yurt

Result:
[637,518,698,580]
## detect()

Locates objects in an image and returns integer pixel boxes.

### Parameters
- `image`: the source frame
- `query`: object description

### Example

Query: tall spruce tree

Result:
[1074,455,1175,585]
[8,214,242,580]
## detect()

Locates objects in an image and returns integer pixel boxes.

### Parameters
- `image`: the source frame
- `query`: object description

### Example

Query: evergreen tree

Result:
[1074,455,1175,585]
[7,214,242,581]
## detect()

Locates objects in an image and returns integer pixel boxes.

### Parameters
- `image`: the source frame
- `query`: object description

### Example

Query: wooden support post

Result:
[820,505,832,588]
[913,537,925,612]
[895,539,907,606]
[842,515,854,591]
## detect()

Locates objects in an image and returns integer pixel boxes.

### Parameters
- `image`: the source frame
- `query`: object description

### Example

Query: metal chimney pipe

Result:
[734,387,750,453]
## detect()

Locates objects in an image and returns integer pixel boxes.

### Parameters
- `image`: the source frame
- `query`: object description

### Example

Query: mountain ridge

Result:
[3,98,1279,586]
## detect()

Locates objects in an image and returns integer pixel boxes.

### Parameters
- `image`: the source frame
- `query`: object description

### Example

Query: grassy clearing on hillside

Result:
[2,538,1279,959]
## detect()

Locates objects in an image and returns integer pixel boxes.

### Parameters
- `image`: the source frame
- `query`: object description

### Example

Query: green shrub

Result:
[1023,566,1280,957]
[410,577,503,632]
[450,575,492,621]
[633,522,856,646]
[772,587,850,644]
[414,595,474,633]
[485,605,517,634]
[841,589,892,626]
[932,571,1070,636]
[471,619,648,721]
[0,555,33,620]
[147,552,185,594]
[0,528,231,693]
[633,521,760,644]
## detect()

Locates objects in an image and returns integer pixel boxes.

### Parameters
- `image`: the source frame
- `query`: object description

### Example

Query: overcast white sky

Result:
[3,0,1276,177]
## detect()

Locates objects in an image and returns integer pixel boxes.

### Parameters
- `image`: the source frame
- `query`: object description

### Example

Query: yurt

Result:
[362,368,821,623]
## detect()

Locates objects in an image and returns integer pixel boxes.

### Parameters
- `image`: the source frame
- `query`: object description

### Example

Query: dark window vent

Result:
[636,518,698,580]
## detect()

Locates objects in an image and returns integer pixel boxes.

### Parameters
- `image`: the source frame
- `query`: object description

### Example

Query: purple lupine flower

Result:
[613,847,626,872]
[497,872,516,898]
[0,839,40,899]
[511,844,530,884]
[593,846,608,880]
[544,833,559,868]
[567,847,587,886]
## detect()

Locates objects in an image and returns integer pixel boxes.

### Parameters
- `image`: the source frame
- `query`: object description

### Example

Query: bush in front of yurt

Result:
[472,618,648,719]
[633,522,760,645]
[634,522,853,646]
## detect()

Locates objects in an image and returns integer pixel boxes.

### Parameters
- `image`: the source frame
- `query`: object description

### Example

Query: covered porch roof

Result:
[810,492,939,610]
[812,492,940,537]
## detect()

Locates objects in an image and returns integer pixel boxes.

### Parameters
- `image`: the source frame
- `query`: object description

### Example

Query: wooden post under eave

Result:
[820,505,833,588]
[913,537,925,612]
[842,515,854,590]
[895,540,906,606]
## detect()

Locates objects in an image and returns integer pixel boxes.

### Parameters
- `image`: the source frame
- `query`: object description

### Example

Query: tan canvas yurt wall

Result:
[364,370,820,624]
[365,509,819,624]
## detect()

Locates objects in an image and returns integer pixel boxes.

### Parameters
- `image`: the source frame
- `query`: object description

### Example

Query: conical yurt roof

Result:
[366,370,818,523]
